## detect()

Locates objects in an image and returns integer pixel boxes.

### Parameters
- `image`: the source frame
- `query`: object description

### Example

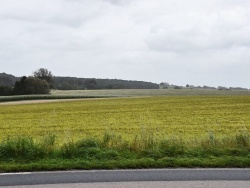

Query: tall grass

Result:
[0,131,249,172]
[0,131,249,162]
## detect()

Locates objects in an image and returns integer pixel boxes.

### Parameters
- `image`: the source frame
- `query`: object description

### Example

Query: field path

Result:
[0,98,105,106]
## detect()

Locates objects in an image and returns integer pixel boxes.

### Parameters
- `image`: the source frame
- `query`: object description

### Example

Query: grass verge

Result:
[0,131,249,172]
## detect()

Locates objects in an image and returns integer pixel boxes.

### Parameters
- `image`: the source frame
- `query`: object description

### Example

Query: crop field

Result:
[0,95,250,171]
[1,95,250,145]
[1,89,250,103]
[51,89,250,97]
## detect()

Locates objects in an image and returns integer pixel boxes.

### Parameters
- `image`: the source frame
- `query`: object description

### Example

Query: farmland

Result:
[0,92,250,171]
[1,95,250,143]
[1,88,250,103]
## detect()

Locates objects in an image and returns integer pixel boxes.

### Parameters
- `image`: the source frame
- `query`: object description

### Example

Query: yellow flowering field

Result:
[0,96,250,144]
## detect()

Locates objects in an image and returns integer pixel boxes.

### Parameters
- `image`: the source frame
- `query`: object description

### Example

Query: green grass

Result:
[0,131,249,172]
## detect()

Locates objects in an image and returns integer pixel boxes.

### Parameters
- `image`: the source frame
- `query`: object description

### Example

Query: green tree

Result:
[13,76,50,95]
[13,76,27,95]
[85,79,97,90]
[0,85,13,96]
[24,77,50,94]
[33,68,54,88]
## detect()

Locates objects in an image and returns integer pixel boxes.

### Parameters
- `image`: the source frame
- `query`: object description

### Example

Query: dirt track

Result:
[0,98,100,106]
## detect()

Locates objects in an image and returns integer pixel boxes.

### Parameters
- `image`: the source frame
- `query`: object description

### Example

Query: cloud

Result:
[0,0,250,88]
[102,0,133,5]
[145,4,250,52]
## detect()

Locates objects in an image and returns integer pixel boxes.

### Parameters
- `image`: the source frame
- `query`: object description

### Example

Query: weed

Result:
[236,131,249,148]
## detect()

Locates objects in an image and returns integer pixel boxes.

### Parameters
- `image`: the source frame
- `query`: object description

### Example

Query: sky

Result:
[0,0,250,88]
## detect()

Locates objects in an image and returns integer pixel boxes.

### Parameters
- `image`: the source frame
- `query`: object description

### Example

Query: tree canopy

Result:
[0,68,54,95]
[13,76,50,95]
[33,68,54,88]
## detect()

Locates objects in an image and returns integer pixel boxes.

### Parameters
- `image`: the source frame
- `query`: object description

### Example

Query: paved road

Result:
[0,169,249,187]
[2,181,250,188]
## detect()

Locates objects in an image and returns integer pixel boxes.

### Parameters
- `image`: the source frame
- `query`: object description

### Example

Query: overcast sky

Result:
[1,0,250,88]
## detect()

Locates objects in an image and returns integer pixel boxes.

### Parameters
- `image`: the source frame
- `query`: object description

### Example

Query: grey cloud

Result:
[102,0,133,5]
[145,6,250,53]
[0,0,250,88]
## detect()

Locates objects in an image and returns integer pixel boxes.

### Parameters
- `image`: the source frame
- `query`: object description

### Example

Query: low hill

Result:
[54,77,159,90]
[0,73,18,87]
[0,73,159,90]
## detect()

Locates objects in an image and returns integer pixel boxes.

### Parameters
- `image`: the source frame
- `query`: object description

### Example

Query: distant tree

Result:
[13,76,50,95]
[13,76,27,95]
[85,79,97,90]
[186,84,189,87]
[0,85,13,96]
[113,84,125,89]
[174,86,182,89]
[33,68,54,88]
[24,77,50,94]
[106,84,113,89]
[52,76,159,90]
[60,82,75,90]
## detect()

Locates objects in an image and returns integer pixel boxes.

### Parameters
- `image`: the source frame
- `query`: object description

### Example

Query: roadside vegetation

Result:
[0,95,249,171]
[0,130,249,172]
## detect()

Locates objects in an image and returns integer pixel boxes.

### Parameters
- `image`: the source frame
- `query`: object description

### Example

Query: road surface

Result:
[0,169,249,187]
[2,181,250,188]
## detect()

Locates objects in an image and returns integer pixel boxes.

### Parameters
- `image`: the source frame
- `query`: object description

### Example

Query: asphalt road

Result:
[0,169,250,187]
[2,181,250,188]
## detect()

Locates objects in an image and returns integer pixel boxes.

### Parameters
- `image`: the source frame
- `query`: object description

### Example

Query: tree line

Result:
[0,68,159,96]
[0,68,53,96]
[54,77,158,90]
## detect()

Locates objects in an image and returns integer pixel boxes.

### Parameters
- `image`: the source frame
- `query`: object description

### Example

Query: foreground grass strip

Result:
[1,157,249,172]
[0,133,249,172]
